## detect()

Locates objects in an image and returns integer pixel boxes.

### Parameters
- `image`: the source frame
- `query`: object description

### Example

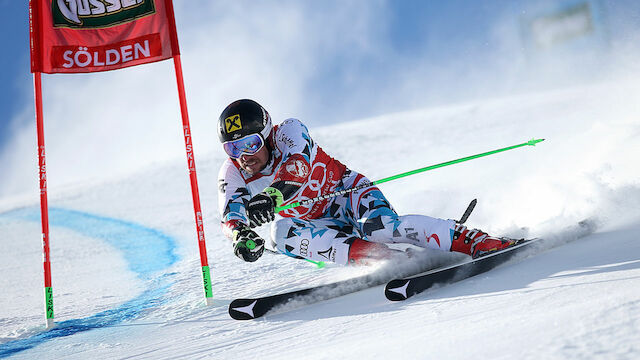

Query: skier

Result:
[217,99,516,265]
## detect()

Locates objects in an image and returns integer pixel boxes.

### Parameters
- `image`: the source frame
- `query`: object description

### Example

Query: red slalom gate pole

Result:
[172,55,213,305]
[34,72,55,328]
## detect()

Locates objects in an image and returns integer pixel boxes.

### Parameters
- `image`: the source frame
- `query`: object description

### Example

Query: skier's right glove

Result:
[232,223,265,262]
[247,192,276,228]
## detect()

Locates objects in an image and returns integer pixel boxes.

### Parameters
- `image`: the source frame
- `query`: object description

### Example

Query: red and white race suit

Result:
[218,118,455,265]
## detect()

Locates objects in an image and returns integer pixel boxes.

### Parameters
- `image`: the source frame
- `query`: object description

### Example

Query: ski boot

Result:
[450,223,518,259]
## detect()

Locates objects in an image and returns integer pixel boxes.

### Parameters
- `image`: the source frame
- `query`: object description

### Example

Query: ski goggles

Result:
[222,133,265,159]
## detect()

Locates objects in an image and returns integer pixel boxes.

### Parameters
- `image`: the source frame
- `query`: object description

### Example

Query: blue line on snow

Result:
[0,207,179,358]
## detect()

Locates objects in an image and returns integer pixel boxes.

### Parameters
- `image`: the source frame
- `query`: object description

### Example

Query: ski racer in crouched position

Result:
[218,99,516,265]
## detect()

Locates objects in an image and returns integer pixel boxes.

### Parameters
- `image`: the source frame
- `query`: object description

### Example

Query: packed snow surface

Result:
[1,79,640,359]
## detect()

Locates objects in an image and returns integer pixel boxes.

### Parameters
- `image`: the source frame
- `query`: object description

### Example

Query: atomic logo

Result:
[317,246,334,261]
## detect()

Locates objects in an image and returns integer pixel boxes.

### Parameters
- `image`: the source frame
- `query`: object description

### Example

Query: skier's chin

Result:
[240,161,262,175]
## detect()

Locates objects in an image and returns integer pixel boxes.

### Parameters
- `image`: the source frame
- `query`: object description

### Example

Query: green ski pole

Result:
[264,248,326,268]
[275,138,544,213]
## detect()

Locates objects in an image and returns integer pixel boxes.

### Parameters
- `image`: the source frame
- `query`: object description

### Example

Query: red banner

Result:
[29,0,180,74]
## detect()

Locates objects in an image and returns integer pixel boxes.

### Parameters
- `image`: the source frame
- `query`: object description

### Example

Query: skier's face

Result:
[236,146,269,175]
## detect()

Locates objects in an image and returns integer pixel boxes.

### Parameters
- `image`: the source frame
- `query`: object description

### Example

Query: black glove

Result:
[247,192,276,228]
[232,224,265,262]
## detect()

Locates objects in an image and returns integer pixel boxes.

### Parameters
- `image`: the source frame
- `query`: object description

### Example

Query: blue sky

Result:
[0,1,32,146]
[0,0,639,197]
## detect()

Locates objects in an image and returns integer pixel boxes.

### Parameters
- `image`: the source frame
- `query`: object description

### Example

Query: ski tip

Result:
[527,138,545,146]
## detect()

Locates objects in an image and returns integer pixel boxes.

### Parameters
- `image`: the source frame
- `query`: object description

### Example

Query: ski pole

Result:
[264,248,326,268]
[275,138,544,213]
[280,249,326,268]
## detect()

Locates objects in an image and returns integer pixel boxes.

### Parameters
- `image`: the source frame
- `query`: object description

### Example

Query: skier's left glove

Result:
[247,192,277,228]
[232,223,265,262]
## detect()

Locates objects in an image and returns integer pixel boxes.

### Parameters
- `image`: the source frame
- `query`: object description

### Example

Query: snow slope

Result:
[1,78,639,359]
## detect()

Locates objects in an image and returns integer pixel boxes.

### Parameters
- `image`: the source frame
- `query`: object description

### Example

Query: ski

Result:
[385,238,539,301]
[385,219,598,301]
[229,199,482,320]
[229,248,462,320]
[229,270,391,320]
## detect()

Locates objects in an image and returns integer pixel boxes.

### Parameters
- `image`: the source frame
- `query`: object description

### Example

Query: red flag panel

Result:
[30,0,179,74]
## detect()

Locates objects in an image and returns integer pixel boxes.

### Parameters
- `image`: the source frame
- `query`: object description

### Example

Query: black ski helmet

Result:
[218,99,272,143]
